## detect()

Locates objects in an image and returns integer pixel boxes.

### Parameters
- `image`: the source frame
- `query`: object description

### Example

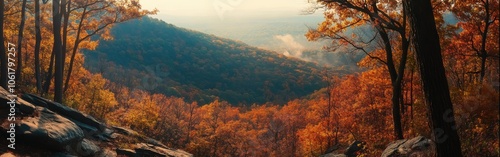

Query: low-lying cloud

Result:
[274,34,305,58]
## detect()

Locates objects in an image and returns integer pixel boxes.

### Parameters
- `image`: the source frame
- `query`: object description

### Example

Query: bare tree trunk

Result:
[53,0,64,103]
[60,0,71,95]
[35,0,42,93]
[378,28,404,140]
[398,8,410,116]
[0,1,7,89]
[405,0,463,156]
[62,0,71,55]
[479,0,491,82]
[480,53,487,81]
[43,50,55,96]
[15,0,27,82]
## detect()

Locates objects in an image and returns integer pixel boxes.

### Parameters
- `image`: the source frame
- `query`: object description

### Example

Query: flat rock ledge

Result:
[0,87,192,157]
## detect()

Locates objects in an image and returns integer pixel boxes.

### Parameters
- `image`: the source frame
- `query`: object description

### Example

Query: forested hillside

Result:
[0,0,498,156]
[85,17,325,105]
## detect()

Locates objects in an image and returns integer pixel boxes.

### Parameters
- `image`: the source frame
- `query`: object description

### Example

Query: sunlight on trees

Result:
[1,0,498,156]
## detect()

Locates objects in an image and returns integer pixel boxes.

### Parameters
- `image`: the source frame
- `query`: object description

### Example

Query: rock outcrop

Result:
[0,88,35,114]
[22,94,106,132]
[17,107,85,150]
[0,87,192,157]
[381,136,434,157]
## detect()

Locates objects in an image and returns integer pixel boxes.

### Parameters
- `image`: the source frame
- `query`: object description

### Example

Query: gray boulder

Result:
[102,128,117,139]
[135,143,167,157]
[146,138,169,149]
[17,107,84,150]
[136,143,193,157]
[153,146,194,157]
[381,136,434,157]
[112,126,140,136]
[0,87,35,114]
[0,88,192,157]
[22,94,106,132]
[74,139,100,156]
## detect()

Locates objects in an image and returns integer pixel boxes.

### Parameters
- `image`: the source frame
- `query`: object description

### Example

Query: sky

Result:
[138,0,330,64]
[139,0,321,22]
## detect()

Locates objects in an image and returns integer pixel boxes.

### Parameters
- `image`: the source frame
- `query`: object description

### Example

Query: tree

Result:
[84,74,118,121]
[53,0,64,103]
[450,0,499,82]
[308,0,410,139]
[63,0,156,93]
[61,0,71,94]
[277,101,307,156]
[34,0,44,93]
[0,0,7,89]
[404,0,463,156]
[15,0,27,82]
[127,92,160,132]
[320,68,341,148]
[41,0,155,101]
[187,100,242,156]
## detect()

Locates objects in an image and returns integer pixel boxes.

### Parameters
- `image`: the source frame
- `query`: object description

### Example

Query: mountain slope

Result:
[84,16,326,105]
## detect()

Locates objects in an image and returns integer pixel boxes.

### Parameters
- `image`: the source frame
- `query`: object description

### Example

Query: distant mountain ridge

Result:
[84,16,326,105]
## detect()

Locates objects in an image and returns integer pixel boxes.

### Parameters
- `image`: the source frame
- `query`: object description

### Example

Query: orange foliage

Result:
[3,0,498,156]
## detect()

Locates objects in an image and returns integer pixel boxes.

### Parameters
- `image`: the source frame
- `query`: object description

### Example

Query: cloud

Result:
[274,34,305,58]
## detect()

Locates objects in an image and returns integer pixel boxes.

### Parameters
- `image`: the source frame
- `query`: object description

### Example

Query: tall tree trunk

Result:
[43,50,55,95]
[378,28,404,140]
[398,6,410,116]
[479,0,491,82]
[16,0,27,82]
[53,0,64,103]
[62,0,71,55]
[23,42,28,63]
[405,0,463,156]
[0,0,7,89]
[480,52,487,81]
[35,0,42,93]
[60,0,71,95]
[397,40,409,117]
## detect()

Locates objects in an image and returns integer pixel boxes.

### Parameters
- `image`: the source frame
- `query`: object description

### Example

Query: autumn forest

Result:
[0,0,499,156]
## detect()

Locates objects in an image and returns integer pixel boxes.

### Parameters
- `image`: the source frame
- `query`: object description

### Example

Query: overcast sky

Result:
[139,0,320,22]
